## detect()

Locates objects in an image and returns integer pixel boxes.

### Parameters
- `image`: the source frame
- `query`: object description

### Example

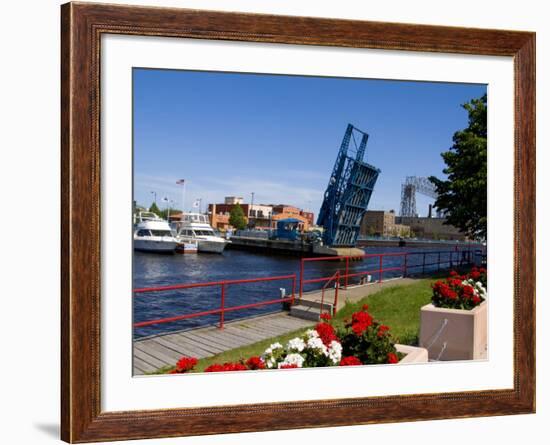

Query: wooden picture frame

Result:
[61,2,535,442]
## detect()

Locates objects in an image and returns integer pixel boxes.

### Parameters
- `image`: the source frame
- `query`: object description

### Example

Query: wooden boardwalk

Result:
[133,312,314,375]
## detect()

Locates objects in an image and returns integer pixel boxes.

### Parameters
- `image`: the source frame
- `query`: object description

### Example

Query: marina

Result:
[130,82,489,375]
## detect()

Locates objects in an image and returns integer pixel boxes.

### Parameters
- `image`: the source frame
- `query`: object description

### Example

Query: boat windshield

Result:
[150,230,173,237]
[182,214,209,224]
[194,230,215,236]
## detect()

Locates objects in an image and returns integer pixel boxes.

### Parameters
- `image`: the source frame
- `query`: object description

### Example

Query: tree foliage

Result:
[429,94,487,240]
[149,202,161,215]
[229,204,247,230]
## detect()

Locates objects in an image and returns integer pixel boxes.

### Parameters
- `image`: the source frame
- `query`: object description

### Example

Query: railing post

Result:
[422,252,426,275]
[299,259,304,299]
[291,274,296,306]
[345,256,349,288]
[403,253,408,277]
[333,271,340,316]
[437,252,441,271]
[379,255,383,283]
[219,282,226,329]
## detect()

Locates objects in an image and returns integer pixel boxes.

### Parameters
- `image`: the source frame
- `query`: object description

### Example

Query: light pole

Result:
[150,191,157,206]
[249,192,255,228]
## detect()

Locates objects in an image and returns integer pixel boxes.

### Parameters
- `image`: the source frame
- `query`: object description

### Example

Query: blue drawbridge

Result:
[317,124,380,247]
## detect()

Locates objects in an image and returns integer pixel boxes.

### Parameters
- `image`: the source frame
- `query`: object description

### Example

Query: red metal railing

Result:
[134,274,296,329]
[299,249,474,298]
[319,271,340,316]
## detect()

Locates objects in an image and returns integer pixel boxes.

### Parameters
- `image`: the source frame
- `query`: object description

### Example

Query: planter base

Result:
[395,344,429,364]
[419,302,487,361]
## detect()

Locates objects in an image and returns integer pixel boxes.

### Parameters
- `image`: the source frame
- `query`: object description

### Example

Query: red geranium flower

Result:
[204,362,248,372]
[350,310,373,336]
[204,364,225,372]
[175,356,198,372]
[320,313,332,322]
[377,325,390,337]
[315,322,338,346]
[362,304,369,311]
[245,356,265,370]
[340,356,362,366]
[387,353,399,364]
[449,270,458,276]
[279,364,298,369]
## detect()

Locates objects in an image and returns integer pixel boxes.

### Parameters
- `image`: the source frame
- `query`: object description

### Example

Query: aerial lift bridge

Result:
[399,176,439,217]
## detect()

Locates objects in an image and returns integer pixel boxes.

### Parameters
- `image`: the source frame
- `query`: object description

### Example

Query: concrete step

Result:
[296,298,334,312]
[290,304,325,321]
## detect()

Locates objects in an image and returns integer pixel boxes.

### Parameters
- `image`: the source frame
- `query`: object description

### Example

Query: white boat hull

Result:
[134,239,178,253]
[197,239,228,253]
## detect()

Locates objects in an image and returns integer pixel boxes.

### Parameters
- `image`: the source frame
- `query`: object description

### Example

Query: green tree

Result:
[149,202,161,215]
[429,94,487,240]
[229,204,247,230]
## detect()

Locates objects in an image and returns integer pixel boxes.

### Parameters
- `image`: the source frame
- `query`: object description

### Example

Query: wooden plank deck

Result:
[133,312,314,375]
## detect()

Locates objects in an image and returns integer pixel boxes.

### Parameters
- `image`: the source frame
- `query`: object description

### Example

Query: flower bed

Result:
[431,267,487,310]
[419,267,488,361]
[168,306,428,374]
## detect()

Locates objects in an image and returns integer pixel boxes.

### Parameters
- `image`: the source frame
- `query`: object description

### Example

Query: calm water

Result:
[133,247,473,338]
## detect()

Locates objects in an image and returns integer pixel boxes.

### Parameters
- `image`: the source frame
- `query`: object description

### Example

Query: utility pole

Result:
[150,191,157,206]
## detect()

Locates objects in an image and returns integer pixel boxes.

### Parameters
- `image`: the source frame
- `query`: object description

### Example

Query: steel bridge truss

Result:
[399,176,439,217]
[317,124,380,247]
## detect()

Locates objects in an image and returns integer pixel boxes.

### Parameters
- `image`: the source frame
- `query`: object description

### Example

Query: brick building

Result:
[360,210,411,237]
[208,198,313,232]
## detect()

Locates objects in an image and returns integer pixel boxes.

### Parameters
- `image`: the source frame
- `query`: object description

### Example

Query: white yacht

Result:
[133,212,179,253]
[174,213,229,254]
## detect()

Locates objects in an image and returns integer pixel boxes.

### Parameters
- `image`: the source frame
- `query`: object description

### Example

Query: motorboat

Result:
[133,212,179,253]
[175,240,198,254]
[173,212,229,254]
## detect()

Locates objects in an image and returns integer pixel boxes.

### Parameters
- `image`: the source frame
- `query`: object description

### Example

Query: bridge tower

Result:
[317,124,380,247]
[399,176,439,217]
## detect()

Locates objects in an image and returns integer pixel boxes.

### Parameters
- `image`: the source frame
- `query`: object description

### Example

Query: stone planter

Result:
[395,344,429,364]
[419,301,487,361]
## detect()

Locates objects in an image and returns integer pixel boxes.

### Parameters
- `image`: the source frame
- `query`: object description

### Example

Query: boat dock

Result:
[227,235,365,257]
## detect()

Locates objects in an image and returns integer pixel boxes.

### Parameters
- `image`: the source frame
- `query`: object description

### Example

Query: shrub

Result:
[336,305,402,365]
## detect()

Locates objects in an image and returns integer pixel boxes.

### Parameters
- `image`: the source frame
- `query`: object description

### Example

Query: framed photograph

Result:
[61,2,535,442]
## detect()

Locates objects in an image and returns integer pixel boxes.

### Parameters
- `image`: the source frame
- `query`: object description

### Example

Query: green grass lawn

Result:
[333,278,436,345]
[151,275,443,374]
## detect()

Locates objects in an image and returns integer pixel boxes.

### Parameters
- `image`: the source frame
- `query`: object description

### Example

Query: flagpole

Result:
[176,179,186,215]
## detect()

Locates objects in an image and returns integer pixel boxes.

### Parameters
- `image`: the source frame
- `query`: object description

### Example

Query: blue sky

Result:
[133,68,486,217]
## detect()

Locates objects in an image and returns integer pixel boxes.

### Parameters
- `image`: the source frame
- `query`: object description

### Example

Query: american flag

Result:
[176,179,185,185]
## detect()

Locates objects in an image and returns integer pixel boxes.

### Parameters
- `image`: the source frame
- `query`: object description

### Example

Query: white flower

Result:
[263,342,283,356]
[306,336,328,354]
[278,353,304,368]
[327,341,342,364]
[287,337,306,352]
[305,329,319,339]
